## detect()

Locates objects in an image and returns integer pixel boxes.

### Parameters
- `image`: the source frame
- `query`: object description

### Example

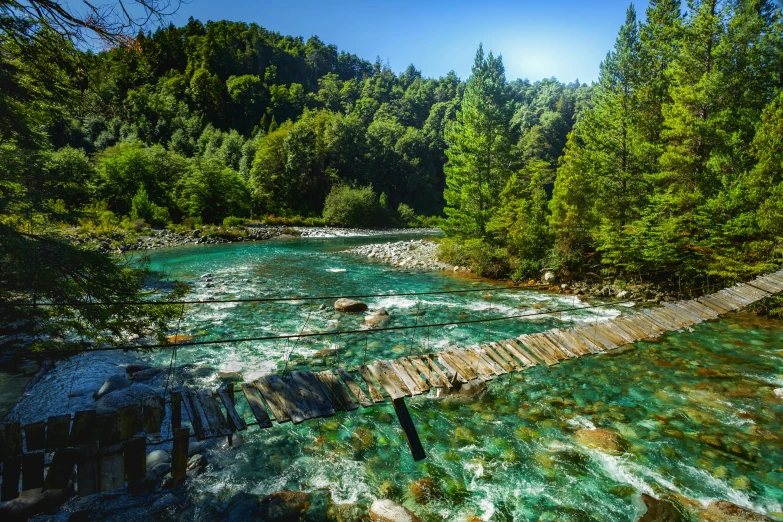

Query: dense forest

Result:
[441,0,783,289]
[2,0,783,350]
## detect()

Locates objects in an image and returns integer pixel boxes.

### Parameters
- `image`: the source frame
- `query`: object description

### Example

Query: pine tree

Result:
[443,44,512,238]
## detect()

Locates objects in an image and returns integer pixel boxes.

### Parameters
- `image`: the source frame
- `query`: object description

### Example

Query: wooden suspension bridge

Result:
[1,269,782,500]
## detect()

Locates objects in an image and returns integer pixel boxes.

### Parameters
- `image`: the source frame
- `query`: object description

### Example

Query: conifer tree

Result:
[443,44,512,238]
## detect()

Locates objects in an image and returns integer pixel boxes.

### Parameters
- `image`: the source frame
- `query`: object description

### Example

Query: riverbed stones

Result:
[146,450,171,468]
[93,374,131,400]
[344,240,450,271]
[369,499,422,522]
[335,298,368,312]
[574,428,624,453]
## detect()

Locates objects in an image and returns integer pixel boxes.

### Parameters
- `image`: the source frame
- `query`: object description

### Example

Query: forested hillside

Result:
[44,19,590,224]
[442,0,783,289]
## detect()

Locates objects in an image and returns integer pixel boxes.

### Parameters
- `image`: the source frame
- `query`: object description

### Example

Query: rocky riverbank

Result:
[343,239,463,272]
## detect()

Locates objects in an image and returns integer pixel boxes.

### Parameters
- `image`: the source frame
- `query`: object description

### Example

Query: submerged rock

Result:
[130,368,164,382]
[699,500,773,522]
[335,298,368,312]
[328,503,367,522]
[369,499,422,522]
[408,477,442,505]
[365,308,391,327]
[434,380,487,398]
[637,493,689,521]
[575,428,624,453]
[93,374,130,400]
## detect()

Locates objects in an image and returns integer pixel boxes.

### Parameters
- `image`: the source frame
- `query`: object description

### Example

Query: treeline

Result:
[443,0,783,285]
[41,19,591,225]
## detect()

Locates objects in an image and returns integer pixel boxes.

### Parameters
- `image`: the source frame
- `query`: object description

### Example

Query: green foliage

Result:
[437,238,510,279]
[130,186,170,227]
[177,160,251,224]
[322,185,384,227]
[222,216,247,227]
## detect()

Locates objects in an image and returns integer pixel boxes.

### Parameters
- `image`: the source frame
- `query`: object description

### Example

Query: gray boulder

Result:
[130,368,164,382]
[146,450,171,468]
[93,374,130,400]
[151,463,171,478]
[369,499,422,522]
[334,298,368,313]
[95,384,160,409]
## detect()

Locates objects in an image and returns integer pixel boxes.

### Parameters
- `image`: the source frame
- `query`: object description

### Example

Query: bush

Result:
[130,186,170,227]
[223,216,246,227]
[322,185,382,227]
[437,238,511,279]
[397,203,416,225]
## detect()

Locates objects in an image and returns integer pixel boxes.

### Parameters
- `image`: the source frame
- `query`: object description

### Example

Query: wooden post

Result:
[3,421,23,458]
[141,396,165,436]
[227,385,235,446]
[116,405,141,442]
[171,427,189,484]
[42,448,79,491]
[69,410,97,446]
[98,444,125,492]
[76,442,100,497]
[23,421,46,452]
[98,411,119,447]
[45,414,71,451]
[123,435,146,482]
[391,398,426,462]
[171,390,182,431]
[1,454,21,501]
[22,451,45,491]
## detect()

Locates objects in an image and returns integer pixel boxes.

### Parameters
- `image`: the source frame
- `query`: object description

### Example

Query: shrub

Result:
[223,216,246,227]
[130,186,170,227]
[437,238,511,279]
[322,185,382,227]
[397,203,416,225]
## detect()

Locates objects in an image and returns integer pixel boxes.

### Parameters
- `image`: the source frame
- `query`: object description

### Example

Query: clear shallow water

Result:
[8,233,783,520]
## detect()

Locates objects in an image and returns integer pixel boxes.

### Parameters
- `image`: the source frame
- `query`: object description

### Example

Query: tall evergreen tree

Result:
[443,44,512,238]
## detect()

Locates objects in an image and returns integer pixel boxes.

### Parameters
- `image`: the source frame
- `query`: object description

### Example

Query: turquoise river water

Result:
[7,232,783,520]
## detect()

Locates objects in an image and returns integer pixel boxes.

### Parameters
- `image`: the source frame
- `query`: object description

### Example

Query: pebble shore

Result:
[344,239,471,272]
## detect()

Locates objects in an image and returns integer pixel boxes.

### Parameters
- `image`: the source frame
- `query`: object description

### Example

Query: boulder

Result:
[542,270,556,283]
[369,499,422,522]
[95,384,160,409]
[151,463,171,478]
[700,501,772,522]
[146,449,171,468]
[187,453,207,471]
[575,428,623,453]
[617,290,630,299]
[93,374,131,400]
[217,371,243,383]
[408,477,442,504]
[257,491,312,521]
[637,494,689,522]
[130,368,164,382]
[774,388,782,399]
[0,485,74,522]
[434,380,487,398]
[328,503,367,522]
[365,308,391,327]
[335,298,368,313]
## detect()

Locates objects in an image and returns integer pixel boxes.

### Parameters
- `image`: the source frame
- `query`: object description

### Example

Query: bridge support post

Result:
[392,398,426,462]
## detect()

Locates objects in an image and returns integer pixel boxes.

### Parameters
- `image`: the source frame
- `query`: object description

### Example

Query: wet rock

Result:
[95,384,160,409]
[187,453,207,471]
[408,477,442,505]
[93,374,131,400]
[314,348,338,358]
[151,463,171,478]
[125,364,153,374]
[774,388,782,399]
[146,450,171,468]
[637,494,689,521]
[617,290,630,299]
[365,308,391,327]
[335,298,368,313]
[0,485,74,521]
[130,368,164,382]
[217,371,242,383]
[351,426,376,452]
[256,491,312,521]
[543,270,556,283]
[369,499,422,522]
[699,500,772,521]
[434,380,487,398]
[575,428,624,453]
[328,503,368,522]
[17,360,40,375]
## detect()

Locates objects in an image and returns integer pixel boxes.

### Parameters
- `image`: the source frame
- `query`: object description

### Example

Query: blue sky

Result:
[169,0,649,83]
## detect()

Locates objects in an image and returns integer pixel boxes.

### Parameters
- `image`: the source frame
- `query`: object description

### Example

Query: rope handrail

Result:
[3,299,634,359]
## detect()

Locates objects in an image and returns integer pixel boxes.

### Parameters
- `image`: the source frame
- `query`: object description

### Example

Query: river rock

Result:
[187,453,207,471]
[434,380,487,398]
[93,374,131,400]
[365,308,391,327]
[637,493,689,521]
[125,364,153,375]
[774,388,782,399]
[328,503,367,522]
[0,485,74,521]
[575,428,623,453]
[699,500,772,522]
[408,477,442,504]
[217,371,243,382]
[542,270,556,283]
[258,491,312,521]
[95,384,160,409]
[369,499,422,522]
[130,368,164,382]
[335,298,368,312]
[146,450,171,468]
[151,463,171,478]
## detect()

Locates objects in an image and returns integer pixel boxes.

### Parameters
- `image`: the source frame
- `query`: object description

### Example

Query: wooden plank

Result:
[542,332,579,357]
[486,342,519,370]
[291,371,335,417]
[76,442,100,497]
[336,368,374,407]
[518,335,556,365]
[425,355,454,388]
[656,307,692,328]
[469,346,506,375]
[265,375,307,424]
[218,385,248,431]
[498,339,538,367]
[241,383,274,427]
[559,330,592,355]
[170,428,189,484]
[480,344,513,372]
[409,357,446,388]
[357,366,387,403]
[457,346,495,379]
[580,324,615,351]
[45,414,71,452]
[697,296,732,314]
[679,300,718,319]
[197,389,232,437]
[180,387,212,440]
[22,451,45,491]
[435,354,468,383]
[392,398,425,462]
[593,323,625,347]
[388,359,425,394]
[550,329,587,356]
[170,389,182,430]
[530,333,569,360]
[647,308,680,330]
[43,448,79,491]
[253,378,291,423]
[141,396,165,435]
[368,361,410,400]
[2,454,21,500]
[396,358,431,392]
[568,327,601,353]
[99,445,125,492]
[663,302,702,323]
[315,370,359,411]
[750,278,781,294]
[123,435,146,482]
[614,317,648,340]
[440,350,479,381]
[97,410,119,447]
[23,421,46,452]
[604,321,636,343]
[2,421,23,458]
[116,405,142,442]
[629,313,665,335]
[448,348,487,379]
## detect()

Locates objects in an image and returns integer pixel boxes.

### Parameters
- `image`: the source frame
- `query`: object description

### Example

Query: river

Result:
[5,231,783,520]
